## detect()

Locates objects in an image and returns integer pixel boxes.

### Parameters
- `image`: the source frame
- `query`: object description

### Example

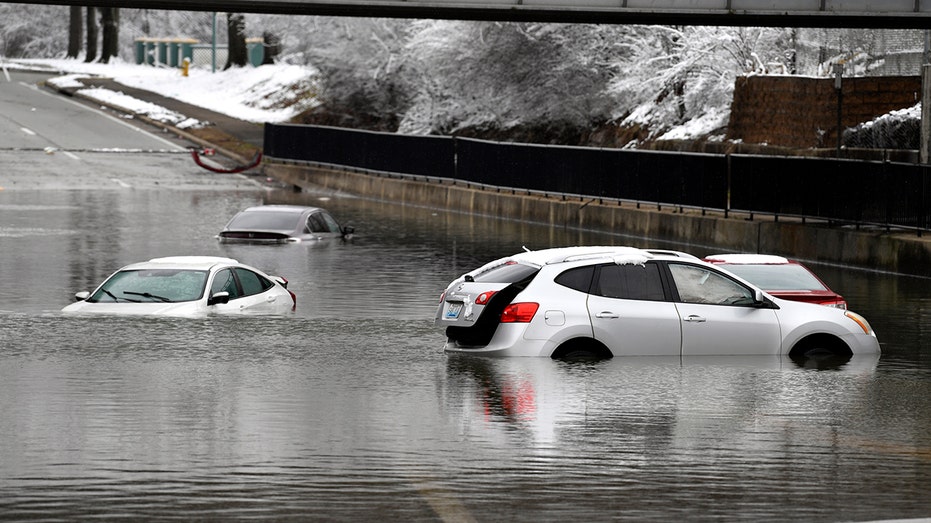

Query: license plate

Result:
[445,302,463,319]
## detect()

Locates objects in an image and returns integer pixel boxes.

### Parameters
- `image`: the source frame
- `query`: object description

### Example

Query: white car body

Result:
[62,256,295,317]
[434,246,880,359]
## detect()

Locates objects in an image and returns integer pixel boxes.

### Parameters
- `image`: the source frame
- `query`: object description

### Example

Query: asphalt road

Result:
[0,70,263,192]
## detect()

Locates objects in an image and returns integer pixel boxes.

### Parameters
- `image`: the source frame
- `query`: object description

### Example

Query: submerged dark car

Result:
[218,205,354,244]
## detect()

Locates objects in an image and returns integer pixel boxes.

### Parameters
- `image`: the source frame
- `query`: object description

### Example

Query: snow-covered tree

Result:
[607,26,793,144]
[271,16,413,130]
[399,21,625,136]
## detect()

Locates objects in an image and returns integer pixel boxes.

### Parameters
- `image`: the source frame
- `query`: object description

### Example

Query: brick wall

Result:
[726,75,921,149]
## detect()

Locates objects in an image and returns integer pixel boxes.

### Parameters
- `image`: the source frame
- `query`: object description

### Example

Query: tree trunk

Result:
[99,8,119,63]
[84,6,97,63]
[224,13,248,69]
[261,31,279,65]
[67,6,82,59]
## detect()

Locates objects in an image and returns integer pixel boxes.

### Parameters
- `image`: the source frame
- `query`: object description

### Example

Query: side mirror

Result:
[752,289,777,309]
[74,291,90,302]
[208,291,230,306]
[342,225,355,237]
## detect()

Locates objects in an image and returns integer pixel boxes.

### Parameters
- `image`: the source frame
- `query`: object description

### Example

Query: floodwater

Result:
[1,171,930,522]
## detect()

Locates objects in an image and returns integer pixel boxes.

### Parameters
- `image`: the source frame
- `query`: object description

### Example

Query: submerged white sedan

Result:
[62,256,296,317]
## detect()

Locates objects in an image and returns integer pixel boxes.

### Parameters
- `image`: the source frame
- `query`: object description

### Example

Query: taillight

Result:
[475,290,497,305]
[500,302,539,323]
[439,291,446,304]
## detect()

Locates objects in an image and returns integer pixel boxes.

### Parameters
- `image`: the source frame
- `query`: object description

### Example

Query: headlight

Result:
[845,311,874,336]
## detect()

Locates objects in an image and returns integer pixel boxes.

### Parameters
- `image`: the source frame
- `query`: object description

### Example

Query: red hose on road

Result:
[191,148,262,174]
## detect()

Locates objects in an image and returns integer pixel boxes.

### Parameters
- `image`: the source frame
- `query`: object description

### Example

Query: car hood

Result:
[62,300,207,317]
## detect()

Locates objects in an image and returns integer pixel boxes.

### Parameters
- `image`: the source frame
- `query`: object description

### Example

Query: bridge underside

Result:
[15,0,931,28]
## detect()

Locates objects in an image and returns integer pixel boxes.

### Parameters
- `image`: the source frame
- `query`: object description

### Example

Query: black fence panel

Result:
[876,162,931,229]
[616,150,728,209]
[456,139,608,194]
[730,155,931,228]
[730,155,844,217]
[264,123,456,178]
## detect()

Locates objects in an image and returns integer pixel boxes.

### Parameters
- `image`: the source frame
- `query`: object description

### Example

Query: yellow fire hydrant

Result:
[181,57,190,77]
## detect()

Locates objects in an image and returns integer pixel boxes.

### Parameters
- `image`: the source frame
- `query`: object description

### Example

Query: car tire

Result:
[551,339,613,361]
[789,333,853,360]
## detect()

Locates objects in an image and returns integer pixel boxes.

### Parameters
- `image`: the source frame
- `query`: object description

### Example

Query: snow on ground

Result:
[4,58,319,125]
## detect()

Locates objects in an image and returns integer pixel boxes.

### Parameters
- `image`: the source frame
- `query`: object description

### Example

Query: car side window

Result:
[211,268,241,299]
[554,266,594,293]
[668,263,754,305]
[307,213,328,233]
[320,212,342,233]
[592,263,666,301]
[234,268,272,297]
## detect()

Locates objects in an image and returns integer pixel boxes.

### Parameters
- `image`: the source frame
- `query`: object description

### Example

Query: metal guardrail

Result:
[265,123,931,234]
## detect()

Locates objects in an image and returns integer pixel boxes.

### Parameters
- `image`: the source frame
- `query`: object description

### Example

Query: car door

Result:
[666,262,782,356]
[586,262,682,356]
[209,267,283,313]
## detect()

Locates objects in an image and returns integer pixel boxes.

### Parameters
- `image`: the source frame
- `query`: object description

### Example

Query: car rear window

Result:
[228,211,301,231]
[473,262,539,284]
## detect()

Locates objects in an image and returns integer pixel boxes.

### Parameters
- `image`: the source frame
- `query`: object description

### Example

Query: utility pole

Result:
[834,62,843,158]
[922,30,931,164]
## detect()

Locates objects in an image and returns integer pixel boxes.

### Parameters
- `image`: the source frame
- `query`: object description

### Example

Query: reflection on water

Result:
[1,186,930,521]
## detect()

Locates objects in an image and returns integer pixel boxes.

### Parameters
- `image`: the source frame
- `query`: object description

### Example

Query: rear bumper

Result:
[443,324,554,357]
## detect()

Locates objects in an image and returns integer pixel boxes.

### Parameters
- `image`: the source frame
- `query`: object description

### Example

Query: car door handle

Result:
[595,311,619,319]
[684,315,706,323]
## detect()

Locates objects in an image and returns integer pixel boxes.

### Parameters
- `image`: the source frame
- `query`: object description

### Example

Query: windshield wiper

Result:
[123,291,172,302]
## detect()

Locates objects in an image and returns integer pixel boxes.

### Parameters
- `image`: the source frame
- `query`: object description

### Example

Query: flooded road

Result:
[1,167,930,521]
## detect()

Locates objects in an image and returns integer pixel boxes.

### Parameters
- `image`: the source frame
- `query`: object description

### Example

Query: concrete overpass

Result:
[14,0,931,28]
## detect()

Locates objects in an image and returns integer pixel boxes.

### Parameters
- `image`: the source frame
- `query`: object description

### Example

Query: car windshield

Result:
[227,211,302,231]
[89,269,209,303]
[473,261,539,283]
[719,263,827,291]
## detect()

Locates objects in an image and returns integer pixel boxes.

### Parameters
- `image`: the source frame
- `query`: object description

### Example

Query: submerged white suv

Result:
[434,246,880,359]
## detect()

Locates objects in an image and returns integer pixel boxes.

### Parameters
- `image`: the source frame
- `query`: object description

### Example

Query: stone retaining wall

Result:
[727,75,921,149]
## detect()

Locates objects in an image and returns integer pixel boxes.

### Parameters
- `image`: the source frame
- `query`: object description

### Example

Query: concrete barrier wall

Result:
[265,162,931,276]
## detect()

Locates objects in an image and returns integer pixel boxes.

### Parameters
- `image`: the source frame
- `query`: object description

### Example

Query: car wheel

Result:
[551,339,612,361]
[789,334,853,360]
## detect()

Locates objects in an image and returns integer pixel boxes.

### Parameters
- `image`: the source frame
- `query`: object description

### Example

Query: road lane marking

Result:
[20,127,36,136]
[110,178,132,188]
[63,151,80,160]
[33,86,187,151]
